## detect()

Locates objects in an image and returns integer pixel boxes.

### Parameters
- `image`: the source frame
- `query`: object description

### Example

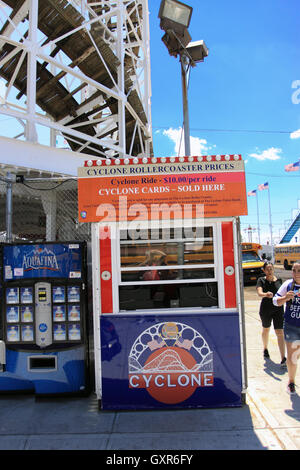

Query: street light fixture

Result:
[159,0,208,157]
[185,40,209,65]
[158,0,193,35]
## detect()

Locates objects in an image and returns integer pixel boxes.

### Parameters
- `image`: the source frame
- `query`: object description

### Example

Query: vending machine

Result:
[0,241,89,396]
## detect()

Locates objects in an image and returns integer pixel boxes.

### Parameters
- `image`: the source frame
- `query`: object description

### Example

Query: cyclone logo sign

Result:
[128,322,213,404]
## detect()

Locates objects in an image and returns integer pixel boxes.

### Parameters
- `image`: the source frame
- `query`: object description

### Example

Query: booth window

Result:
[118,226,218,311]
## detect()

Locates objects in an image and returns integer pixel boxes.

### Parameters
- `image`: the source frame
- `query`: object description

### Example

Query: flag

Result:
[258,182,269,190]
[247,189,257,196]
[285,161,300,172]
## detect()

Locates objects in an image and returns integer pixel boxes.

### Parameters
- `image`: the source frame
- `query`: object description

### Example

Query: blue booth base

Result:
[100,313,244,410]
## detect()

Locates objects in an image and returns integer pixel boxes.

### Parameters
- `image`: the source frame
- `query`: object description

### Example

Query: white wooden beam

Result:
[0,136,88,176]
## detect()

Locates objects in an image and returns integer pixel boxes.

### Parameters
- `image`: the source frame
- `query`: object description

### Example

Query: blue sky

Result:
[148,0,300,244]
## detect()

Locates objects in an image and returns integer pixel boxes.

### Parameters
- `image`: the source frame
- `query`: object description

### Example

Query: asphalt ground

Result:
[0,265,299,455]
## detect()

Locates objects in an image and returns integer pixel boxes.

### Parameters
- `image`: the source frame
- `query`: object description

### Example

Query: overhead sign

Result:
[77,155,247,222]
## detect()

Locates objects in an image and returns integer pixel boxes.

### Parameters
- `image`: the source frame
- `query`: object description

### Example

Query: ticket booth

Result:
[78,154,248,410]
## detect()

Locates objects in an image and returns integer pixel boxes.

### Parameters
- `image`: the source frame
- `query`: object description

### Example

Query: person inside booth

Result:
[141,250,166,281]
[141,250,179,306]
[142,250,178,281]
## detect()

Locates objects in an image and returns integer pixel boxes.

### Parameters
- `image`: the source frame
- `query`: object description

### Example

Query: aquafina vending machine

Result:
[0,241,90,396]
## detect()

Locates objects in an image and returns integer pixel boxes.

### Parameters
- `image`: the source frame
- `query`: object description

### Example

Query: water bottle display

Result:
[52,286,65,303]
[68,286,80,302]
[21,287,33,303]
[7,325,20,342]
[68,304,80,321]
[52,285,82,343]
[4,287,34,343]
[6,306,19,323]
[68,324,81,341]
[22,325,34,342]
[53,305,66,322]
[6,287,19,304]
[21,306,33,322]
[53,323,66,341]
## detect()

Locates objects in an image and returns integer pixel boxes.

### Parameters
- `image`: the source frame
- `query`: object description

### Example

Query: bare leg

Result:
[262,327,270,351]
[275,329,285,360]
[286,342,300,384]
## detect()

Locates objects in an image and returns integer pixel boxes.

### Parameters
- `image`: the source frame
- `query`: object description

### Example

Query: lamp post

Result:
[159,0,208,156]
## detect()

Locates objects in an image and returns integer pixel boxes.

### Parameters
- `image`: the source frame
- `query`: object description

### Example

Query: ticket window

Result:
[116,221,233,312]
[96,219,238,314]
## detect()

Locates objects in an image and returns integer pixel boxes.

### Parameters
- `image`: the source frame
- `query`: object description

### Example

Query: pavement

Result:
[1,297,300,452]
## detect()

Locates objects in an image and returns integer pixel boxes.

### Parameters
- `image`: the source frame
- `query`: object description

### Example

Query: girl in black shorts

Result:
[256,261,286,367]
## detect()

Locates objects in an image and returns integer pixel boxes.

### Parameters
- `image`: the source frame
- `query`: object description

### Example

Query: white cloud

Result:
[163,127,208,156]
[290,129,300,139]
[249,147,282,161]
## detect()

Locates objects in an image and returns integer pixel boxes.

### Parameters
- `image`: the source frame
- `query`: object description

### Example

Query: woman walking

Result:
[256,261,286,366]
[273,261,300,394]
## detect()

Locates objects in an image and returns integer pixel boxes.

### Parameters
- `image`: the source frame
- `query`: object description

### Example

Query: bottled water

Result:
[22,307,32,322]
[54,324,66,341]
[53,306,64,321]
[69,305,80,321]
[22,288,32,303]
[69,324,81,340]
[7,288,18,304]
[7,326,19,342]
[22,325,33,341]
[53,287,64,303]
[7,307,19,323]
[68,286,80,302]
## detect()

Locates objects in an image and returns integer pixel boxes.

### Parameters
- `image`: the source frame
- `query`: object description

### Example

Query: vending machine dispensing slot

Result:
[28,356,57,371]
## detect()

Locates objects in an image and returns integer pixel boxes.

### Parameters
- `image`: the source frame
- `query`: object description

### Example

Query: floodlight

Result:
[159,0,193,35]
[161,29,192,56]
[185,40,209,64]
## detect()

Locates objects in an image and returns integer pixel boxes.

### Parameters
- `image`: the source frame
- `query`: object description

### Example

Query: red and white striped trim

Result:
[83,154,242,167]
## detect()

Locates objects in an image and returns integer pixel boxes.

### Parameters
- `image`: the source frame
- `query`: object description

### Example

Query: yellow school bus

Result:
[274,243,300,270]
[241,243,264,283]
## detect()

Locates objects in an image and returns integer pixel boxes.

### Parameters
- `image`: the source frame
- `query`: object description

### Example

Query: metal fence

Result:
[0,178,90,243]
